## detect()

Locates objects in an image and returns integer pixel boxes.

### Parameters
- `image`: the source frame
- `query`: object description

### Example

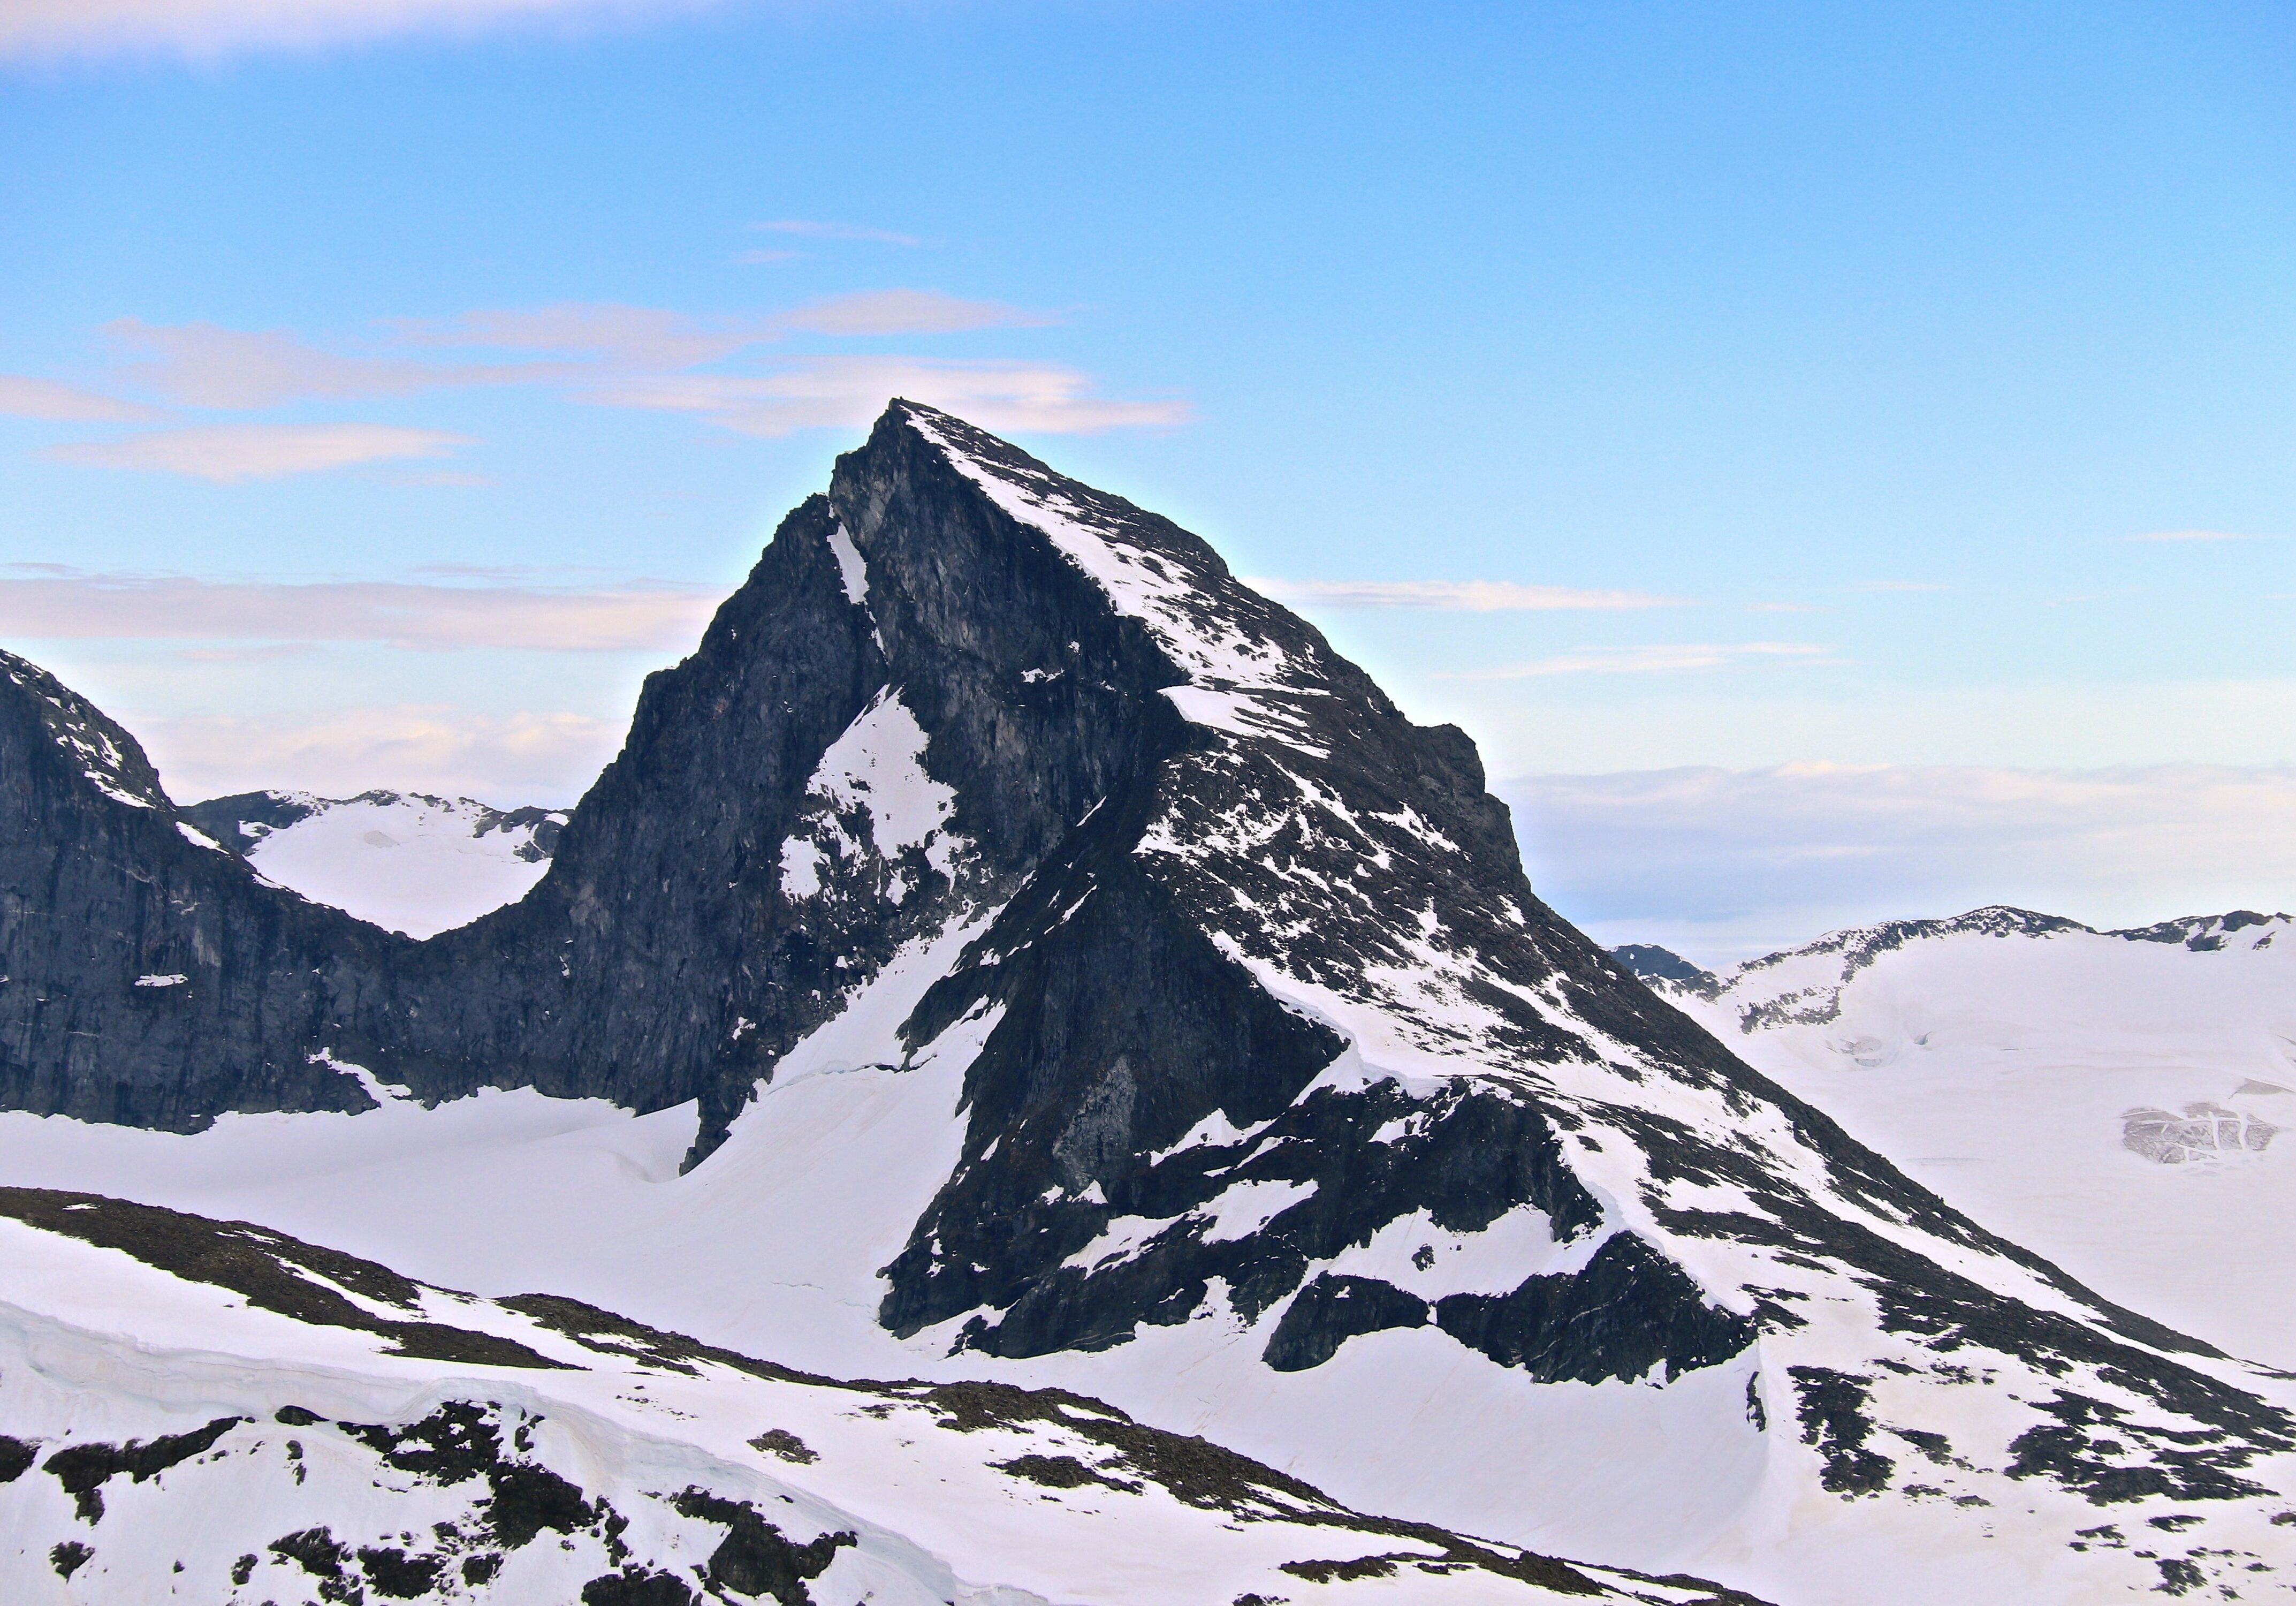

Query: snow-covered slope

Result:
[4,404,2294,1605]
[0,1189,1722,1606]
[1628,908,2296,1371]
[179,791,564,940]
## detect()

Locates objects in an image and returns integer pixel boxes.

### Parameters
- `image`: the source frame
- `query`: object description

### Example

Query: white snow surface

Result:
[825,520,870,605]
[1659,907,2296,1370]
[777,690,963,904]
[211,792,563,940]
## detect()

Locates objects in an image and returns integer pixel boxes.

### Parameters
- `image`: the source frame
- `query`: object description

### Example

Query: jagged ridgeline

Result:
[3,400,2294,1602]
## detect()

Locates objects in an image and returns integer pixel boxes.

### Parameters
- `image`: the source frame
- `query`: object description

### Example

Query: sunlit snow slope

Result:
[1629,908,2296,1370]
[179,791,564,940]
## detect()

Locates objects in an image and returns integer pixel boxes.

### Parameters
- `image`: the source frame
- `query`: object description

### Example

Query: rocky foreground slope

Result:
[2,402,2293,1603]
[0,1188,1742,1605]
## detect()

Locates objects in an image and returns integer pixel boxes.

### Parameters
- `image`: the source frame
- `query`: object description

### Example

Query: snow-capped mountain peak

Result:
[2,403,2292,1603]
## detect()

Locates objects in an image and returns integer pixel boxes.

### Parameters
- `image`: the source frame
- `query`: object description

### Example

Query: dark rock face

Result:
[0,1187,565,1369]
[1432,1232,1758,1384]
[348,491,896,1154]
[1261,1232,1757,1385]
[0,652,398,1129]
[819,407,1760,1373]
[1610,943,1717,991]
[42,1415,245,1523]
[176,787,325,850]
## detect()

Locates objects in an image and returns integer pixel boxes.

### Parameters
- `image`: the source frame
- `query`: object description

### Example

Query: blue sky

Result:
[3,1,2294,953]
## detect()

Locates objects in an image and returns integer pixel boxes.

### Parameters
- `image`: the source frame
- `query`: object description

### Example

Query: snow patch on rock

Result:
[778,690,963,904]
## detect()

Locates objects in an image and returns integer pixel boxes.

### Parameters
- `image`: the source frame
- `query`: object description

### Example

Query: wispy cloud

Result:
[174,643,323,664]
[1744,601,1821,614]
[33,294,1172,475]
[588,355,1187,436]
[399,302,769,369]
[1246,578,1686,612]
[751,219,921,246]
[1446,642,1834,679]
[1500,762,2296,963]
[0,373,162,421]
[736,248,800,265]
[105,317,549,409]
[0,568,720,651]
[115,298,1056,403]
[779,290,1053,337]
[0,0,716,61]
[2131,528,2254,542]
[45,423,468,482]
[140,703,626,807]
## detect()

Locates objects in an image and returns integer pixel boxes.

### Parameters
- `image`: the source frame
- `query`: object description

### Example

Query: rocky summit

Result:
[1,401,2292,1604]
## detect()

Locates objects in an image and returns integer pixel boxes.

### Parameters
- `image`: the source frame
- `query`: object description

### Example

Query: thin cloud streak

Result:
[103,297,1066,414]
[174,643,323,664]
[45,423,468,482]
[1249,577,1686,612]
[1447,642,1835,679]
[398,302,769,369]
[140,704,626,807]
[0,570,721,651]
[589,356,1188,435]
[0,373,162,421]
[108,317,561,408]
[1503,762,2296,962]
[751,219,921,246]
[31,297,1171,474]
[779,290,1054,337]
[0,0,717,60]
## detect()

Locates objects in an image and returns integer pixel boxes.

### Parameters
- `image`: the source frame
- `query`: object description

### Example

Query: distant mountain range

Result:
[1,402,2289,1605]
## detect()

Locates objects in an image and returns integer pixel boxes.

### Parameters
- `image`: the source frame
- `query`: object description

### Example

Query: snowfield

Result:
[178,790,564,940]
[1643,908,2296,1370]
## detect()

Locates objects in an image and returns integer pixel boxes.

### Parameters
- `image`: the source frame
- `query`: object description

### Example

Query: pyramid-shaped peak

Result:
[858,395,1241,585]
[834,399,1381,760]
